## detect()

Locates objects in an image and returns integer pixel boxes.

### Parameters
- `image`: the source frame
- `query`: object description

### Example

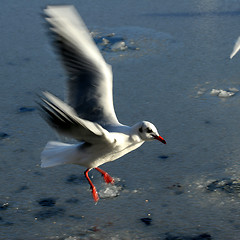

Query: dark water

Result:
[1,1,240,239]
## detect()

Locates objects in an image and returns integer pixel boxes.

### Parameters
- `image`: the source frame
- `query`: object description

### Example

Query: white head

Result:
[137,121,166,144]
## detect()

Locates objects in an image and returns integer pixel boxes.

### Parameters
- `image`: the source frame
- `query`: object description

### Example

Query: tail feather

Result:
[41,141,78,168]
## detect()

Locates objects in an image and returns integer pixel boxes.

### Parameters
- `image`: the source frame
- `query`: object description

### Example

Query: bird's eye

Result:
[146,128,152,133]
[139,127,143,133]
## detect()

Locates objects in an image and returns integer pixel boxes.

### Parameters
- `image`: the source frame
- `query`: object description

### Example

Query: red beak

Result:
[154,135,166,144]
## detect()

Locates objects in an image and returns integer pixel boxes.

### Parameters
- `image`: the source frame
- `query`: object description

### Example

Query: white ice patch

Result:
[197,88,207,96]
[99,178,123,199]
[210,88,238,98]
[90,26,180,59]
[99,186,120,198]
[110,41,128,51]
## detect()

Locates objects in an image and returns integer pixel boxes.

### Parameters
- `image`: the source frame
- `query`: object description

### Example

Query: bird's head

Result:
[137,121,166,144]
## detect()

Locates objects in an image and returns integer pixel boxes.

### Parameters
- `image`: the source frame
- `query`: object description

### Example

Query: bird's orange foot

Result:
[103,172,114,184]
[91,186,99,202]
[95,168,115,184]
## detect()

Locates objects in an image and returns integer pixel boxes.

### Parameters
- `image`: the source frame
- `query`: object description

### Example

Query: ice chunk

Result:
[210,89,236,98]
[99,186,120,198]
[110,41,128,51]
[218,90,235,98]
[101,38,110,46]
[99,178,123,199]
[197,88,206,96]
[229,87,239,92]
[210,89,221,96]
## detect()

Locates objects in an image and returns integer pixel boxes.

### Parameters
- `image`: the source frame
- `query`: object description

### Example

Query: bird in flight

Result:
[39,5,166,202]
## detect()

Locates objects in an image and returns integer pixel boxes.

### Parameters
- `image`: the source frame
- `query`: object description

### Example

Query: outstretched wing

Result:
[230,36,240,59]
[44,5,120,127]
[39,92,114,144]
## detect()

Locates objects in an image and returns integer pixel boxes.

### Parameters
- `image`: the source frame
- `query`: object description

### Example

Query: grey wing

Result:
[39,92,114,144]
[44,5,120,127]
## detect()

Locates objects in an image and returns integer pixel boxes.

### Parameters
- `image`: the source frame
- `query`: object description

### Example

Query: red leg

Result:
[95,167,114,184]
[84,169,99,202]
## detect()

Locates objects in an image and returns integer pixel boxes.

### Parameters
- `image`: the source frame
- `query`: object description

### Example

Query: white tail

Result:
[41,141,78,168]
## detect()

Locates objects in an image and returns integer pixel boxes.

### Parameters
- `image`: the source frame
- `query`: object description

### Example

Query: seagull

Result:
[39,5,166,202]
[230,36,240,59]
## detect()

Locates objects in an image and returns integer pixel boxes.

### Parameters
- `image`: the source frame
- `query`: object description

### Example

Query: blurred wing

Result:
[230,36,240,59]
[44,5,120,127]
[39,92,114,144]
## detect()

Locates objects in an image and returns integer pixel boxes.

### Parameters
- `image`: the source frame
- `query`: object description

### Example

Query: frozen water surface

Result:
[1,0,240,239]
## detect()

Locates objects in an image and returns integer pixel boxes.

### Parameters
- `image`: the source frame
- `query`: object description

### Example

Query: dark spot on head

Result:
[139,127,143,133]
[146,128,153,133]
